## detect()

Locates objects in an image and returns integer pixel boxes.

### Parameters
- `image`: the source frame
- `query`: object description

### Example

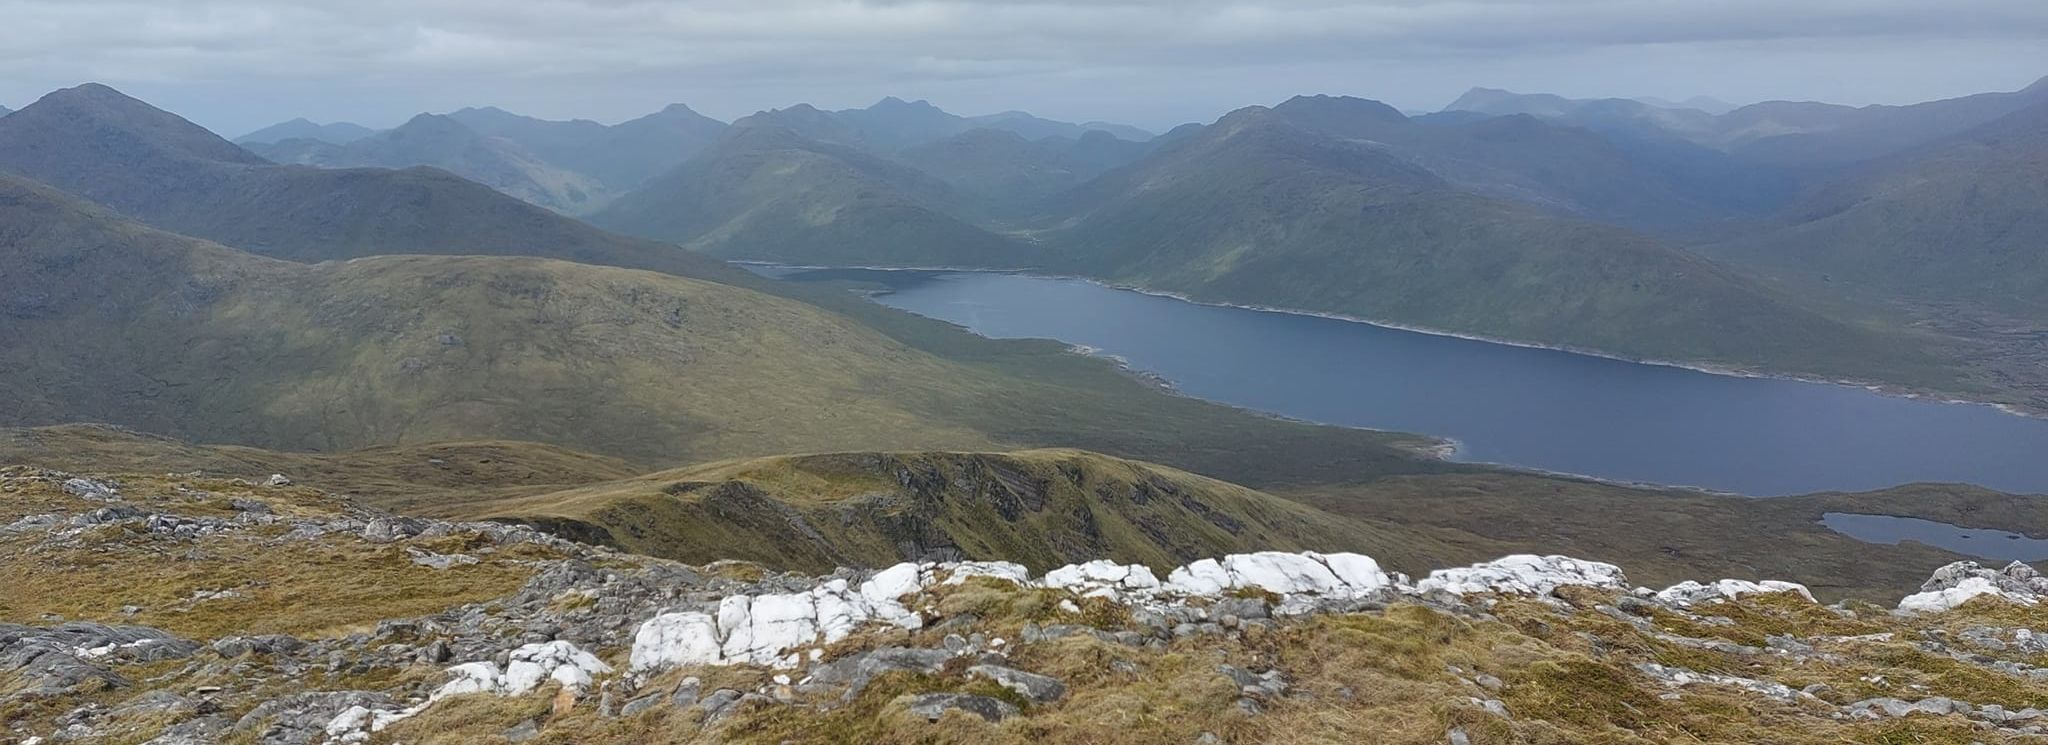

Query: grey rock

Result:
[503,719,541,743]
[671,676,703,708]
[968,664,1066,703]
[620,693,664,717]
[905,692,1019,723]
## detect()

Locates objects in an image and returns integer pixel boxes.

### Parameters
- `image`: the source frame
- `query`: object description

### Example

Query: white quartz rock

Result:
[1041,559,1162,594]
[431,641,611,700]
[942,561,1031,586]
[630,612,724,672]
[1655,579,1815,607]
[1416,555,1629,597]
[1898,576,2038,614]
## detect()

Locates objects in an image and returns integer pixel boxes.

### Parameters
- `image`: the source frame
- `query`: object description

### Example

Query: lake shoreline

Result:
[743,261,2039,422]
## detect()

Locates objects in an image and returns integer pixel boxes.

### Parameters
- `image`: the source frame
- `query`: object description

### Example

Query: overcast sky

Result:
[2,0,2043,137]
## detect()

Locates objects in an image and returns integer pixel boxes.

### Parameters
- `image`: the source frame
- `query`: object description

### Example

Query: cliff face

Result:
[9,467,2048,744]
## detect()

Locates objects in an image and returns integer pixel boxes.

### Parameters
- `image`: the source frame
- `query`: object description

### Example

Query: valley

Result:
[0,58,2044,743]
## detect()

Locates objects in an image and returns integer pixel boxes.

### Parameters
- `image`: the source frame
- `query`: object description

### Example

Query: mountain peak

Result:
[1275,95,1409,124]
[8,83,267,166]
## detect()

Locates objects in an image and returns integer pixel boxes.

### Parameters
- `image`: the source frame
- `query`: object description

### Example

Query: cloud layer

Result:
[2,0,2042,135]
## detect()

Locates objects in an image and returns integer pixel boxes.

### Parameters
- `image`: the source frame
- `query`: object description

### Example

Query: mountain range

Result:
[246,113,612,213]
[234,117,375,145]
[1704,100,2048,312]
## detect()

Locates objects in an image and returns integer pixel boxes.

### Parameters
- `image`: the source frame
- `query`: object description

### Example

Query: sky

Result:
[1,0,2043,138]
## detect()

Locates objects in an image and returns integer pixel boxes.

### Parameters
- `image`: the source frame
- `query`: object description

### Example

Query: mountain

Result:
[0,104,12,117]
[1132,95,1756,233]
[246,113,611,213]
[1724,77,2048,169]
[233,117,376,145]
[0,84,738,280]
[1704,102,2048,313]
[729,99,1151,156]
[897,128,1151,209]
[1041,106,1951,383]
[1445,79,2048,175]
[965,110,1153,142]
[446,103,728,190]
[729,103,868,148]
[592,126,1040,267]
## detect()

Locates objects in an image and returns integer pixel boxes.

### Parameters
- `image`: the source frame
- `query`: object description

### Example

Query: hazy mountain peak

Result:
[11,82,268,166]
[869,96,942,111]
[1274,95,1410,125]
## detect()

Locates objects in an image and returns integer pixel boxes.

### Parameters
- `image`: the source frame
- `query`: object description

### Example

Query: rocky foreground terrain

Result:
[8,468,2048,744]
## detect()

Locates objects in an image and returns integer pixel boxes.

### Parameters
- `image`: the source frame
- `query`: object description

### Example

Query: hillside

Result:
[235,117,376,145]
[592,126,1041,267]
[472,449,1417,573]
[10,467,2048,744]
[897,128,1150,209]
[1270,95,1755,229]
[1704,103,2048,314]
[1042,107,1956,386]
[447,104,728,190]
[248,113,612,213]
[0,84,745,282]
[0,172,1437,483]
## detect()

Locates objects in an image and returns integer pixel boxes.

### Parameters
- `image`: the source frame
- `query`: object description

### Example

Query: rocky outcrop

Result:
[1898,560,2048,613]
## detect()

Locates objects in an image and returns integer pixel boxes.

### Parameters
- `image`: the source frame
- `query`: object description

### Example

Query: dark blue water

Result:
[760,267,2048,496]
[1822,514,2048,561]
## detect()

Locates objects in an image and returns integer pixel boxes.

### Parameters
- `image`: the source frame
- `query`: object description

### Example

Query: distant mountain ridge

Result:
[248,113,612,213]
[0,83,741,283]
[1704,100,2048,313]
[591,125,1041,267]
[445,103,728,190]
[235,117,375,145]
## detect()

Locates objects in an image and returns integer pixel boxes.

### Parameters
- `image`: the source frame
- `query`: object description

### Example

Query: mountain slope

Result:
[1044,107,1951,382]
[248,113,611,213]
[0,83,739,282]
[1270,95,1750,229]
[480,449,1413,572]
[234,117,375,145]
[897,128,1150,209]
[593,126,1041,267]
[0,171,1434,483]
[447,104,728,190]
[1704,103,2048,313]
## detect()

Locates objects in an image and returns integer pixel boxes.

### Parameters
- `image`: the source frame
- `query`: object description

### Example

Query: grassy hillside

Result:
[592,126,1043,267]
[1705,103,2048,315]
[1044,107,1960,388]
[0,172,1436,483]
[475,449,1431,573]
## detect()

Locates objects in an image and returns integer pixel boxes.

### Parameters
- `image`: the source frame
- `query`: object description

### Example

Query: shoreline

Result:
[745,261,2040,421]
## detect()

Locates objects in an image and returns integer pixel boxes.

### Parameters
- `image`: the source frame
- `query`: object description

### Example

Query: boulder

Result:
[1416,555,1629,597]
[968,664,1066,703]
